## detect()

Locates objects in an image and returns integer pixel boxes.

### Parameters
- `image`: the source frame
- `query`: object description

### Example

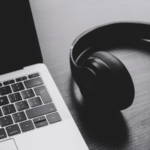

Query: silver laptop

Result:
[0,1,89,150]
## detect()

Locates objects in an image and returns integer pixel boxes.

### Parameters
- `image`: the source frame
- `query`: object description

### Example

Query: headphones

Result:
[70,22,150,111]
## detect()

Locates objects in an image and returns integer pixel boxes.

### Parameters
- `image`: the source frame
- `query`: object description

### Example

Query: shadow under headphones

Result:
[70,22,150,111]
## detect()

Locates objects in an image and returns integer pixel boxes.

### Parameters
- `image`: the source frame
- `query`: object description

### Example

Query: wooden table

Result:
[29,0,150,149]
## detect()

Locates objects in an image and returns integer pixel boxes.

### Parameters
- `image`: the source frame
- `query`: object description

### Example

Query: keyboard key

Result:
[21,89,35,99]
[2,104,16,115]
[16,76,27,82]
[12,111,27,123]
[11,82,25,92]
[0,83,2,87]
[20,120,34,132]
[0,109,3,117]
[24,77,43,88]
[46,112,61,124]
[3,79,15,85]
[6,124,21,136]
[28,73,39,79]
[0,115,13,127]
[0,86,12,96]
[33,116,48,128]
[28,97,42,108]
[0,128,7,139]
[9,92,22,103]
[15,101,29,111]
[26,103,56,119]
[34,86,52,104]
[0,96,9,106]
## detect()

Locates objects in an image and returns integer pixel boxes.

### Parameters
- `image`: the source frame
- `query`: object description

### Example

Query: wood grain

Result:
[29,0,150,149]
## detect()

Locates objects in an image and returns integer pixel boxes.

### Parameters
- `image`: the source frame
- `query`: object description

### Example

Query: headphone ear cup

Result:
[80,56,113,110]
[89,51,134,110]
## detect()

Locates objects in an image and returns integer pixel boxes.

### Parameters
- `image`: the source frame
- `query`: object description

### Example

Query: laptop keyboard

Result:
[0,73,61,139]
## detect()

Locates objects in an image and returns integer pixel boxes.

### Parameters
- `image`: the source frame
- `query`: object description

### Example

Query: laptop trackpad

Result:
[0,139,18,150]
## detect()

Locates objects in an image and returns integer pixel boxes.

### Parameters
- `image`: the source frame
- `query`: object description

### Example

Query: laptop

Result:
[0,1,89,150]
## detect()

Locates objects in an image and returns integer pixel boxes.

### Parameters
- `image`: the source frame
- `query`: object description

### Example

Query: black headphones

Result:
[70,22,150,111]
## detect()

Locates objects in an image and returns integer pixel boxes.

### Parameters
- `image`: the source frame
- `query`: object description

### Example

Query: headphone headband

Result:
[70,22,150,67]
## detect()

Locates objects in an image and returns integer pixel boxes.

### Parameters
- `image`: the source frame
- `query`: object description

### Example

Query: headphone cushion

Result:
[84,51,135,110]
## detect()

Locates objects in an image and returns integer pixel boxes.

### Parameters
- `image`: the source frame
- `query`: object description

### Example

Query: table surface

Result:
[29,0,150,149]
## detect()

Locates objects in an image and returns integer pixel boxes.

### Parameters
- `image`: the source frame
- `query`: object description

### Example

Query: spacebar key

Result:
[26,103,56,119]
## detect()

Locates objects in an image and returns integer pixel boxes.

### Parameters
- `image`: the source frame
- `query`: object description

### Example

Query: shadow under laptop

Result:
[69,76,130,148]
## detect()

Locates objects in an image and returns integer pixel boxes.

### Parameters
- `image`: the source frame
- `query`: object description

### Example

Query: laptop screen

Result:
[0,0,42,75]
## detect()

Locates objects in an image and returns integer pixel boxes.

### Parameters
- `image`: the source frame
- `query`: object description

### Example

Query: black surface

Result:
[1,1,42,75]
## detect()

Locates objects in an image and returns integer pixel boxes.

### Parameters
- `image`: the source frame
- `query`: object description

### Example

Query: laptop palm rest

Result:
[14,118,88,150]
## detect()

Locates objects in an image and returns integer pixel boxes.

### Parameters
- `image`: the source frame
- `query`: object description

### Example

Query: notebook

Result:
[0,1,89,150]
